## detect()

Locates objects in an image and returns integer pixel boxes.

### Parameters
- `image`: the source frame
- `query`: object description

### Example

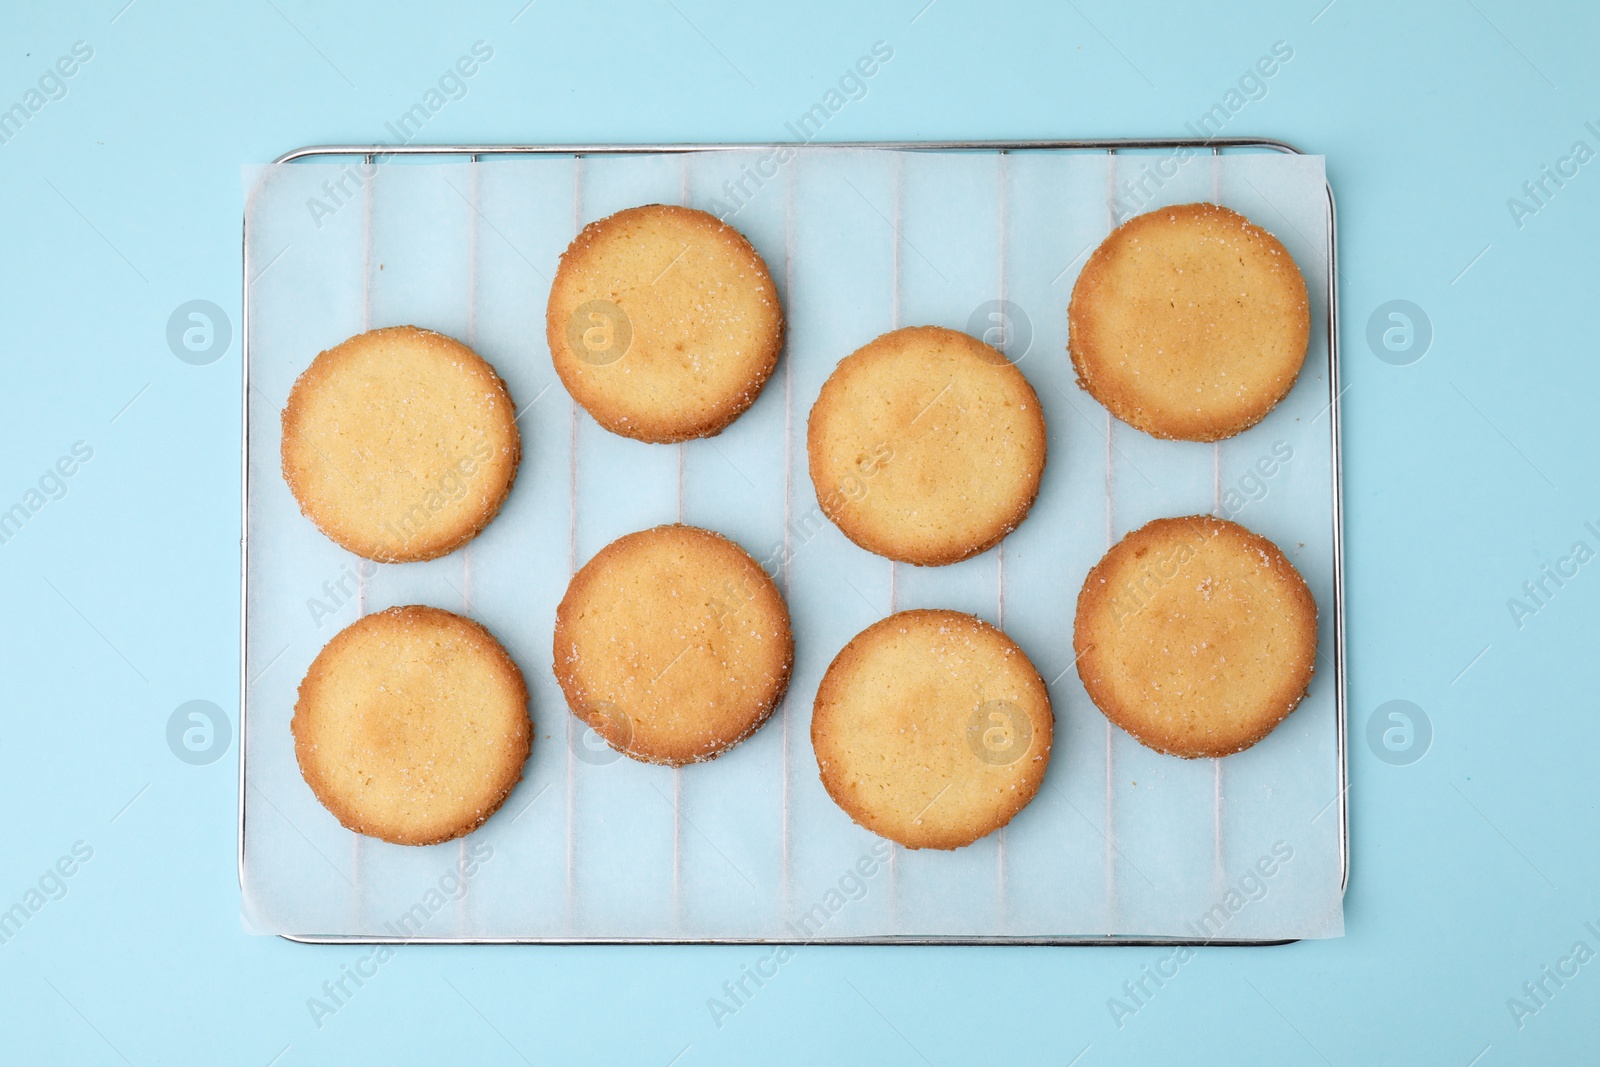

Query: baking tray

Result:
[240,139,1346,945]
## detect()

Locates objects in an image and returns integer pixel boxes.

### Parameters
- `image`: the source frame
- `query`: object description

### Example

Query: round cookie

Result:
[281,325,521,563]
[1073,516,1317,759]
[811,609,1053,851]
[292,605,531,846]
[546,204,784,443]
[807,326,1048,567]
[553,524,793,766]
[1068,202,1310,442]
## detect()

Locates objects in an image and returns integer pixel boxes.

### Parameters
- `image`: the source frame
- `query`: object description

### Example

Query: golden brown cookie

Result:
[1073,516,1317,759]
[280,325,520,563]
[1068,203,1310,442]
[292,605,531,846]
[807,326,1047,567]
[553,524,793,766]
[811,609,1053,850]
[546,204,784,443]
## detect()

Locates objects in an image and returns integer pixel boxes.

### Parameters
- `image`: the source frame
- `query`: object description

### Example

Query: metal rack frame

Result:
[240,138,1345,946]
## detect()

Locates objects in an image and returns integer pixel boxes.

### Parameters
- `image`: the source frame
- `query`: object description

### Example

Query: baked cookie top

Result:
[811,609,1053,851]
[280,325,521,563]
[292,605,531,846]
[807,326,1048,567]
[1068,202,1310,442]
[1073,515,1317,759]
[553,524,793,766]
[545,204,784,443]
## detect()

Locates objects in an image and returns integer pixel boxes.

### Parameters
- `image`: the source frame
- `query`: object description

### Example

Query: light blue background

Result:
[0,0,1594,1063]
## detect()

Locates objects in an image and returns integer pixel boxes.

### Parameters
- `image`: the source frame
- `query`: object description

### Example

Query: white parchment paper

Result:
[242,146,1343,941]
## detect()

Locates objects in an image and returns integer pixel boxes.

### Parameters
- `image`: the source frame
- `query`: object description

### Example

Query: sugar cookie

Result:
[1069,203,1309,441]
[280,325,520,562]
[807,326,1047,566]
[811,609,1053,850]
[292,605,531,846]
[553,524,793,765]
[1073,515,1317,758]
[546,204,783,443]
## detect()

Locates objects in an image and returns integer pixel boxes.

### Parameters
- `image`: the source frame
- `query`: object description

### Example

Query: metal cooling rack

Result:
[240,138,1345,946]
